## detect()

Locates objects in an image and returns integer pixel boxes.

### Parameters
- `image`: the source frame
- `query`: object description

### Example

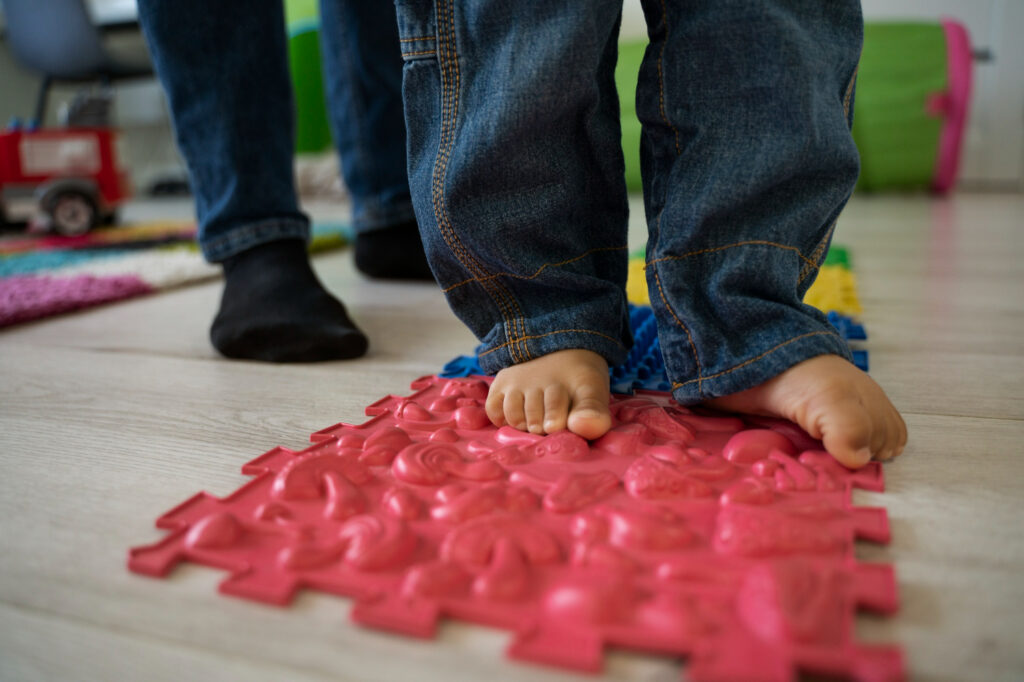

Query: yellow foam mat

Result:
[802,265,863,315]
[625,258,862,315]
[626,257,650,305]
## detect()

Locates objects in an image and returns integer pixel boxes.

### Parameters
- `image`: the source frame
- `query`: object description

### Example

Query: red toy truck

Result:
[0,126,131,235]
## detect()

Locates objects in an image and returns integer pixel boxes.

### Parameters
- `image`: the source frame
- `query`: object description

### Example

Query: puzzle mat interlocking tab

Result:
[129,376,903,682]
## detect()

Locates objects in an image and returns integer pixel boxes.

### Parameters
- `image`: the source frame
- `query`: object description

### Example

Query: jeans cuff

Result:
[201,217,311,262]
[670,330,854,405]
[477,327,630,375]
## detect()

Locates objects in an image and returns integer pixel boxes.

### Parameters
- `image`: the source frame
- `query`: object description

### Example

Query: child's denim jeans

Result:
[137,0,416,262]
[396,0,860,404]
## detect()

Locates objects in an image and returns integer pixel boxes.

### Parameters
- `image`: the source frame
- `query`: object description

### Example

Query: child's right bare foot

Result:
[704,354,907,468]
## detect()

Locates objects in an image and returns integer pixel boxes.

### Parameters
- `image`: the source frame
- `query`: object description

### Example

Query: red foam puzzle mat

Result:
[128,376,902,682]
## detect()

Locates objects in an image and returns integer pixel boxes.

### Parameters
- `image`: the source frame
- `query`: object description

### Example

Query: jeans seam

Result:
[446,0,527,363]
[445,0,531,362]
[403,49,437,57]
[441,245,628,293]
[656,0,681,156]
[433,0,517,359]
[477,328,627,358]
[799,65,860,283]
[431,0,527,363]
[651,260,704,393]
[400,36,436,43]
[670,330,841,389]
[799,220,836,283]
[649,0,693,390]
[843,65,858,120]
[646,240,818,270]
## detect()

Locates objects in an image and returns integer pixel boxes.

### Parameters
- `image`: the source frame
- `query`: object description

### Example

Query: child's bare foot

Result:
[486,349,612,440]
[705,354,907,468]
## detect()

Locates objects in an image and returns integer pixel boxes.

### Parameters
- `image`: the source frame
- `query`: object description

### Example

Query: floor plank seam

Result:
[0,598,341,682]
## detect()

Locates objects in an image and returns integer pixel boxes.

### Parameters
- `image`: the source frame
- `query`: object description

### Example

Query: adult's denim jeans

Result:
[137,0,415,262]
[396,0,860,404]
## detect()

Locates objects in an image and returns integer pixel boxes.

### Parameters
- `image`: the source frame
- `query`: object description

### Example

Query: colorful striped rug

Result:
[0,221,350,328]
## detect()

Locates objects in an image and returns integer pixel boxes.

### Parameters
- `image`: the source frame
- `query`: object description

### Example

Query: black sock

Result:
[210,239,368,362]
[354,219,434,280]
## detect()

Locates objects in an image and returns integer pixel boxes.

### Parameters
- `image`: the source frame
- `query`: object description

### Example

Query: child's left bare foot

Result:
[485,349,612,440]
[705,354,907,468]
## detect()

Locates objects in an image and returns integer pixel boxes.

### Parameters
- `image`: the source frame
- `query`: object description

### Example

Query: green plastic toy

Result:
[616,20,971,194]
[285,0,333,154]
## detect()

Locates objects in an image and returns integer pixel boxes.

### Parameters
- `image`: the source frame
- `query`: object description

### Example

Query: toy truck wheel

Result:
[46,191,99,236]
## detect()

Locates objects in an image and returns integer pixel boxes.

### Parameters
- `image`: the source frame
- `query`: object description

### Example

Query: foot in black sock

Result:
[354,220,434,280]
[211,239,368,362]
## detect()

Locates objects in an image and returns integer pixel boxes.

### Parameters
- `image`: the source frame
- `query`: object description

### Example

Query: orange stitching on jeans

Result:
[477,328,626,358]
[645,240,818,270]
[446,0,529,360]
[444,0,529,360]
[432,1,521,359]
[652,262,703,393]
[430,0,527,362]
[400,36,436,43]
[441,245,628,293]
[657,0,681,156]
[670,331,837,389]
[798,68,859,285]
[798,68,859,284]
[429,3,517,361]
[799,219,837,284]
[402,50,437,57]
[843,65,858,118]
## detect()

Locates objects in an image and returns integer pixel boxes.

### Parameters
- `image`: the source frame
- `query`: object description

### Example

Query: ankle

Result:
[354,220,433,280]
[221,238,308,278]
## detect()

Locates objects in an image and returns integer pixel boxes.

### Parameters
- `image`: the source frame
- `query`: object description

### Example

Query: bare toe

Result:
[503,390,526,431]
[543,385,570,433]
[524,388,545,434]
[485,388,505,427]
[567,385,611,440]
[818,399,875,468]
[892,410,909,457]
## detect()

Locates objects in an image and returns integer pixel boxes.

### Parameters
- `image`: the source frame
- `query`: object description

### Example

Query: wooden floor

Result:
[1,193,1022,682]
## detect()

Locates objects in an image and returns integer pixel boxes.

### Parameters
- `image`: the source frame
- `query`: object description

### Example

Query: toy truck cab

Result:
[0,127,131,235]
